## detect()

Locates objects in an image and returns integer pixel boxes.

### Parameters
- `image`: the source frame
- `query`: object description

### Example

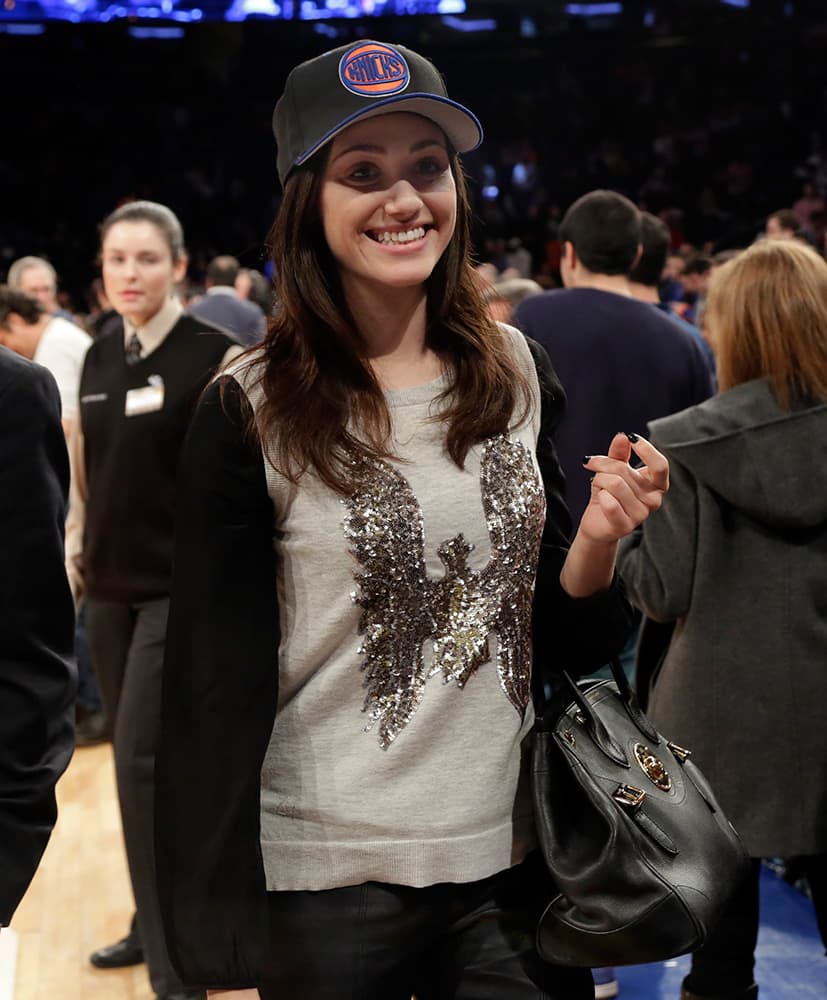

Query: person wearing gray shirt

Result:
[156,40,670,1000]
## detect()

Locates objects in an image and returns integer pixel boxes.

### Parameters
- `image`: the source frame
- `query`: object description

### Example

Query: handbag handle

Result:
[561,670,629,766]
[604,657,660,745]
[561,658,660,766]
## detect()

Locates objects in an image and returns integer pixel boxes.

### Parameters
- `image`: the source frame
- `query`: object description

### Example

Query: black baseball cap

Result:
[273,40,483,186]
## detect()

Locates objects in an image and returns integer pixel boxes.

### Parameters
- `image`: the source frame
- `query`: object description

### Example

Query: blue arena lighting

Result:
[0,21,46,31]
[0,0,464,23]
[441,14,495,31]
[565,2,622,15]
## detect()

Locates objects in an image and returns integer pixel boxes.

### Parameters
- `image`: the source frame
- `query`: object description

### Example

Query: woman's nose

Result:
[384,180,421,220]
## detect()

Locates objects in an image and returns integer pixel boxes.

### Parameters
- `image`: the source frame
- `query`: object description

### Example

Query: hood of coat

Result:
[648,378,827,530]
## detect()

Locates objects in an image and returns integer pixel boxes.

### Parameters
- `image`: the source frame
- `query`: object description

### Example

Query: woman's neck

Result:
[345,282,443,390]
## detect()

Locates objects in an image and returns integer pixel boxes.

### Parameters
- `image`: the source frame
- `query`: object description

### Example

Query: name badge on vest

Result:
[125,374,165,417]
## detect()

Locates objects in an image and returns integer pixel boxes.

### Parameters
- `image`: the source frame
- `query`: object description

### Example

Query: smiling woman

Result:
[155,39,668,1000]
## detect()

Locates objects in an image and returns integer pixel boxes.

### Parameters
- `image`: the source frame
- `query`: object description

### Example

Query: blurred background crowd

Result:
[3,0,827,321]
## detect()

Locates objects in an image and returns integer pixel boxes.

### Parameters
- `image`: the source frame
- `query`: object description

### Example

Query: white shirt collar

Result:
[123,296,183,358]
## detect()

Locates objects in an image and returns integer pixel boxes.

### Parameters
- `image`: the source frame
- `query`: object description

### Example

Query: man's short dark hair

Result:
[0,286,44,328]
[559,190,642,276]
[206,255,241,287]
[767,209,801,235]
[628,212,670,288]
[682,254,713,277]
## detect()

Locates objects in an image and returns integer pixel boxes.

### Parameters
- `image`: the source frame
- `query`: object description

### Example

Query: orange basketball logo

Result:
[339,43,410,98]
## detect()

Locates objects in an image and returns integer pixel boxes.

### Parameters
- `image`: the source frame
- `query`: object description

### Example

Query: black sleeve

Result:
[526,337,635,698]
[0,362,75,925]
[156,376,280,990]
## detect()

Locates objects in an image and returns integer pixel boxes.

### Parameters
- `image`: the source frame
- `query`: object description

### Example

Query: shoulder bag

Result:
[532,659,750,967]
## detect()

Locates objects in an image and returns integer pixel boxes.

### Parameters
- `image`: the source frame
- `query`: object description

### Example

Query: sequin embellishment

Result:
[343,436,545,749]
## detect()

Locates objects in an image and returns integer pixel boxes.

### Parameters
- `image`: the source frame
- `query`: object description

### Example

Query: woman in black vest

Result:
[65,201,239,1000]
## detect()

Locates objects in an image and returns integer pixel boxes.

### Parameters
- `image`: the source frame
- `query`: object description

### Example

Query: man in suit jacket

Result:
[0,347,76,926]
[187,256,265,347]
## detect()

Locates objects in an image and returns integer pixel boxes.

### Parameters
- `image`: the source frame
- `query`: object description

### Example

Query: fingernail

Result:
[625,432,639,443]
[582,455,592,464]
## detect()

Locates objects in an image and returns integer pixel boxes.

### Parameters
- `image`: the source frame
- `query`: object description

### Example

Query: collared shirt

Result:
[122,295,184,359]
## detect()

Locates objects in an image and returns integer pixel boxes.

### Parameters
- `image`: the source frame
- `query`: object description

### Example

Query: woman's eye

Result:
[347,163,379,182]
[417,157,447,177]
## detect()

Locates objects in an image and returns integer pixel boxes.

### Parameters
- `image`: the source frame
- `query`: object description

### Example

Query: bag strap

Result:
[561,670,629,765]
[604,658,660,745]
[559,658,661,765]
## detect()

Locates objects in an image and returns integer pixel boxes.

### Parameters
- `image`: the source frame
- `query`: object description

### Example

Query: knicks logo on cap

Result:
[339,43,410,98]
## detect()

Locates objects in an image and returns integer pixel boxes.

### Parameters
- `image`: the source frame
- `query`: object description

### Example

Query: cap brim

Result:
[294,93,483,169]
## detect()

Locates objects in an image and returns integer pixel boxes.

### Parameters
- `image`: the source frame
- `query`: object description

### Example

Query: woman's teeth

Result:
[373,227,426,245]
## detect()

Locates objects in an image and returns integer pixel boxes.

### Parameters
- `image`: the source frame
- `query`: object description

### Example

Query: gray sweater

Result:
[234,327,542,890]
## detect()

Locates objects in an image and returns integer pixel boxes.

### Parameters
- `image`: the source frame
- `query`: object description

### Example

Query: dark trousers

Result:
[787,854,827,952]
[86,597,184,997]
[687,856,827,995]
[259,852,593,1000]
[685,859,761,995]
[75,602,103,713]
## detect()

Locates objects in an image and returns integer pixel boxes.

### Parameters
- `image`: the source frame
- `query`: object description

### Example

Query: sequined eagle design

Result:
[343,435,545,749]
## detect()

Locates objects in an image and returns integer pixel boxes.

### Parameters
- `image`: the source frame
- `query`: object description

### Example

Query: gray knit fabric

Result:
[229,326,545,890]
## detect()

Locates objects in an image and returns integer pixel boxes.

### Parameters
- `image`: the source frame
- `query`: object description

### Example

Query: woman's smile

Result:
[364,225,433,252]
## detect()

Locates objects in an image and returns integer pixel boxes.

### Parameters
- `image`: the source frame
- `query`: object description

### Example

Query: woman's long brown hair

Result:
[242,149,532,496]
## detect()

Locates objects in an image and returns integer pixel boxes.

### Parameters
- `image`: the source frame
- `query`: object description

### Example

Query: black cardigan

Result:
[155,337,633,990]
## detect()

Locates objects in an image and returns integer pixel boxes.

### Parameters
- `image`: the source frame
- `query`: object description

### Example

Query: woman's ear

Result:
[174,254,189,285]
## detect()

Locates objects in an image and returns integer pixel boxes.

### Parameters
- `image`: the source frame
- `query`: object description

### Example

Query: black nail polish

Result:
[625,432,639,443]
[582,455,592,464]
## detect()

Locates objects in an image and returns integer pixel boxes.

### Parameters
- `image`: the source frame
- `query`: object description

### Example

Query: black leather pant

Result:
[258,851,593,1000]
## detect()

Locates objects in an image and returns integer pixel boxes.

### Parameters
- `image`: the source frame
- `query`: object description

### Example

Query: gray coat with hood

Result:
[618,378,827,856]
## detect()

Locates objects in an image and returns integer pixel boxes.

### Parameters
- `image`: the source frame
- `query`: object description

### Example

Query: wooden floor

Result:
[9,743,155,1000]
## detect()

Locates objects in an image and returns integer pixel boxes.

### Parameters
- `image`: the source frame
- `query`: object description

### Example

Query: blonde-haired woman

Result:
[619,239,827,1000]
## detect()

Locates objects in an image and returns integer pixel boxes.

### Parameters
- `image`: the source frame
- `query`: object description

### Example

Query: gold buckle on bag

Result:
[612,783,646,811]
[667,741,692,763]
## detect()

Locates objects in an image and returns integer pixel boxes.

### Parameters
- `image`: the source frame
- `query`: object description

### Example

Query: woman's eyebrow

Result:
[331,138,447,163]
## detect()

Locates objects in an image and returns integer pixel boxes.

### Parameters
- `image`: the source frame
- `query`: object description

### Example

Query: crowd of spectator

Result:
[4,5,827,310]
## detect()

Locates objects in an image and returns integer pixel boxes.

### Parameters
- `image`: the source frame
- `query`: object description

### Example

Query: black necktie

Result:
[125,333,142,365]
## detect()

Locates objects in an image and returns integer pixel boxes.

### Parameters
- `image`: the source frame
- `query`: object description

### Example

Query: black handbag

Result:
[532,659,750,968]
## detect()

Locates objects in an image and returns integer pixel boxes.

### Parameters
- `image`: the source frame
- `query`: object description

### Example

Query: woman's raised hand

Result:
[579,432,669,545]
